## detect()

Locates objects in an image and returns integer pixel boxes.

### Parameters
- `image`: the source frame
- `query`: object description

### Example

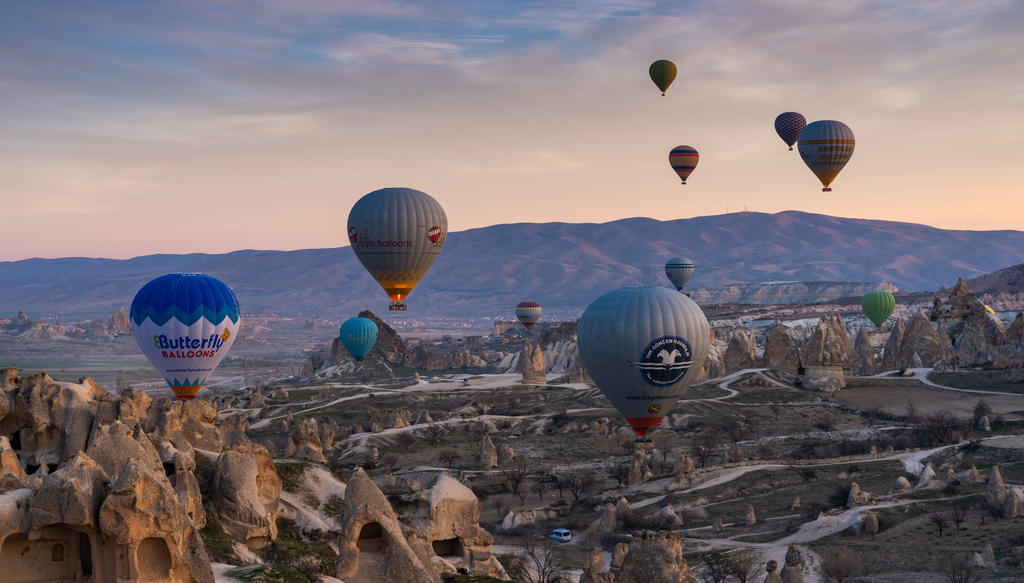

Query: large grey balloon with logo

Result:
[578,286,710,436]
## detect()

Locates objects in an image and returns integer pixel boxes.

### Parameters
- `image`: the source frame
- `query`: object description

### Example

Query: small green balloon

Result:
[649,60,677,95]
[861,291,896,327]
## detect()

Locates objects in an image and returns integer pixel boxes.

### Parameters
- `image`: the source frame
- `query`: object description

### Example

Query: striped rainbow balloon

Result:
[515,301,542,331]
[668,145,699,184]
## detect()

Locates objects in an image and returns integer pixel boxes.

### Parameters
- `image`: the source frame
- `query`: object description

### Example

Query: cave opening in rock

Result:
[431,537,465,557]
[7,432,20,450]
[356,522,386,553]
[162,462,176,477]
[80,533,93,577]
[136,537,172,582]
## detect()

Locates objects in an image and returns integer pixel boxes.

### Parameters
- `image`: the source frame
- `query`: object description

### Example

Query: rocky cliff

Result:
[690,281,896,306]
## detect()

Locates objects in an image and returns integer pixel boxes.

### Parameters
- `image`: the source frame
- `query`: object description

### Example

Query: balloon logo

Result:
[665,257,695,291]
[669,146,699,184]
[348,226,358,244]
[130,273,240,401]
[348,187,448,310]
[649,60,677,96]
[648,404,662,414]
[774,112,807,151]
[629,336,695,387]
[516,301,542,331]
[340,317,379,362]
[860,291,895,327]
[797,120,855,191]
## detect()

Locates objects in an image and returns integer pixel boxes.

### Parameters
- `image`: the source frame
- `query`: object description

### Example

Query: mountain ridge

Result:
[4,210,1024,320]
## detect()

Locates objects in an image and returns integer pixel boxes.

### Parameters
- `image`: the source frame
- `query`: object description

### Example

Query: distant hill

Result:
[965,263,1024,295]
[4,210,1024,321]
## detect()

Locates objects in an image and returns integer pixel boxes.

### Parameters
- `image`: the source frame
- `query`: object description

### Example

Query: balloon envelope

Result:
[797,120,855,191]
[578,287,710,437]
[348,188,447,305]
[860,291,895,327]
[130,273,240,401]
[665,257,695,291]
[340,317,379,361]
[649,60,677,95]
[669,146,699,184]
[774,112,807,150]
[516,301,542,331]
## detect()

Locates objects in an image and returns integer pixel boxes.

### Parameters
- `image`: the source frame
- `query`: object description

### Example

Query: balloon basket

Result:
[389,303,407,311]
[822,187,832,192]
[635,437,655,447]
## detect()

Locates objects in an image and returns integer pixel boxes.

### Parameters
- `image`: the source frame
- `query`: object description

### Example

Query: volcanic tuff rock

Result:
[880,318,906,372]
[690,281,897,306]
[897,311,952,369]
[580,547,615,583]
[780,545,804,583]
[107,306,131,335]
[957,299,1007,365]
[986,466,1008,508]
[724,328,757,369]
[214,444,279,547]
[764,560,783,583]
[764,322,800,371]
[337,468,440,583]
[801,317,847,391]
[615,531,698,583]
[518,339,547,384]
[847,326,876,375]
[358,310,407,363]
[480,434,497,468]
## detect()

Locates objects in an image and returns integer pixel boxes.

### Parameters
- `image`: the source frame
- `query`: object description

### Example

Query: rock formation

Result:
[916,464,937,487]
[497,444,516,466]
[863,511,879,534]
[289,417,327,463]
[779,545,804,583]
[480,434,497,467]
[957,299,1007,366]
[580,547,615,583]
[764,322,801,371]
[1003,487,1024,518]
[725,328,756,369]
[610,542,629,571]
[764,560,783,583]
[107,306,131,335]
[986,466,1007,508]
[852,327,878,376]
[880,318,906,372]
[615,531,698,583]
[967,465,984,483]
[697,329,727,382]
[847,483,866,507]
[337,468,440,583]
[897,311,952,369]
[801,317,847,391]
[744,505,756,526]
[895,476,911,492]
[214,444,278,547]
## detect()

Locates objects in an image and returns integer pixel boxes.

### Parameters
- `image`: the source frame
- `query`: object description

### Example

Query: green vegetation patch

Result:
[275,462,312,492]
[198,508,235,564]
[225,565,314,583]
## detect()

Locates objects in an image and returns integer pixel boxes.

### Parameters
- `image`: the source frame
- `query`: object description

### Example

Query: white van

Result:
[550,529,571,542]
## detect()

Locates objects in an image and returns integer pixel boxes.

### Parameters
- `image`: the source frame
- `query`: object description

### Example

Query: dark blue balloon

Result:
[340,317,379,361]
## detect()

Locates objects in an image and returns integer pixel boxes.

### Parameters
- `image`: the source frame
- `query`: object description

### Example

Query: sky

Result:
[1,0,1022,261]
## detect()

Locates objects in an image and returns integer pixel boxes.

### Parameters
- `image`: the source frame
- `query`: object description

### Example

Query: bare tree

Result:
[396,432,417,453]
[973,398,992,427]
[920,411,959,444]
[438,448,460,469]
[563,469,596,502]
[698,552,732,583]
[820,546,856,583]
[514,538,566,583]
[769,403,782,421]
[382,452,401,472]
[530,478,553,501]
[689,428,722,468]
[727,548,760,583]
[929,512,950,538]
[503,461,531,504]
[609,464,631,487]
[948,499,969,532]
[425,423,448,444]
[904,402,920,423]
[487,495,510,519]
[940,552,983,583]
[815,412,838,434]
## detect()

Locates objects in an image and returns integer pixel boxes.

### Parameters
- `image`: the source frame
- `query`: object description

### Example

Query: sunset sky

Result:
[1,1,1022,261]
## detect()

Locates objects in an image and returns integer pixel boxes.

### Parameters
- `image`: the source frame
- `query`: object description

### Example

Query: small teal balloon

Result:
[339,317,379,362]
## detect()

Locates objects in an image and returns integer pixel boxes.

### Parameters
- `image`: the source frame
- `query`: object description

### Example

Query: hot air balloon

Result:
[797,120,855,192]
[665,257,694,291]
[348,188,447,311]
[130,273,240,401]
[649,60,677,96]
[516,301,541,331]
[669,146,698,184]
[340,317,378,361]
[774,112,806,150]
[578,287,710,439]
[860,291,895,327]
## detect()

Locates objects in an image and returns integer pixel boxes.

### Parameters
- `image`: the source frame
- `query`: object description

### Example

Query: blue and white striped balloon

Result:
[130,273,240,400]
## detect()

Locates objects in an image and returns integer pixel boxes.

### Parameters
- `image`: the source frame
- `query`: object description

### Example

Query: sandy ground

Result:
[833,381,1024,419]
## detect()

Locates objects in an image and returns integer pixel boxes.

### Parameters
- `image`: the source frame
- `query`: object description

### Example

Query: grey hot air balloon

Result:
[664,257,694,291]
[578,286,710,438]
[347,188,448,311]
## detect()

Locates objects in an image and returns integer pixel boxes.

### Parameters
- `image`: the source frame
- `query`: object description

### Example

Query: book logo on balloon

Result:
[628,336,694,387]
[427,226,442,245]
